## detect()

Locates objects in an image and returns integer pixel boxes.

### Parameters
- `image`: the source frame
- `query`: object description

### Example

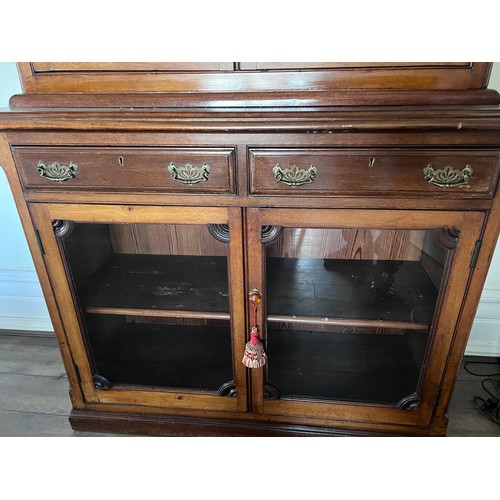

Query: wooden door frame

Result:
[29,202,248,413]
[246,207,485,427]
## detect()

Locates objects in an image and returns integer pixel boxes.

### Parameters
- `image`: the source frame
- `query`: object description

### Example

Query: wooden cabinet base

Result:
[68,410,448,437]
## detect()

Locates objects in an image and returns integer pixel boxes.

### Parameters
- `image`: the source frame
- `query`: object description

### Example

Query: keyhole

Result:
[118,156,124,167]
[368,157,375,167]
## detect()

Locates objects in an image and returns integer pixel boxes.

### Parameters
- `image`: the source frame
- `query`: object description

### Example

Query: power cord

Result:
[463,360,500,425]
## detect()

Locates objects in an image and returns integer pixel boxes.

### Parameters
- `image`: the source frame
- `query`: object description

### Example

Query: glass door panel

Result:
[58,221,233,393]
[264,227,450,407]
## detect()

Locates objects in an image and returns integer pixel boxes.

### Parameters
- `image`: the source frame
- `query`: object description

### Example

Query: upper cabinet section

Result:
[30,62,234,72]
[16,62,493,93]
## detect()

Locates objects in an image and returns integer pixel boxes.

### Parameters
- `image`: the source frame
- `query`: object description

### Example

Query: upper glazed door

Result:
[30,63,234,72]
[246,208,484,430]
[238,62,491,89]
[16,62,492,93]
[29,203,247,413]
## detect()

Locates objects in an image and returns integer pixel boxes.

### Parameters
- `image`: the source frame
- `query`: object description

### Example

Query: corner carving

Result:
[218,380,237,397]
[262,226,283,244]
[396,393,420,410]
[263,383,281,400]
[52,220,75,239]
[208,224,230,243]
[433,228,460,249]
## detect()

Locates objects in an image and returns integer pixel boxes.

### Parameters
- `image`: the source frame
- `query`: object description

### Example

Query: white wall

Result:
[0,63,499,353]
[462,63,500,355]
[0,63,52,331]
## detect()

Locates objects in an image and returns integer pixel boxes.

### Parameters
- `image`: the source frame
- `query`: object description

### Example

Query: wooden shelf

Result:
[267,315,428,331]
[266,258,438,329]
[86,306,230,321]
[80,254,230,318]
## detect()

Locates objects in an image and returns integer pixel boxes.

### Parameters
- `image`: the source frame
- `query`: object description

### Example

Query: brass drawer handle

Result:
[272,163,318,188]
[423,163,473,188]
[168,162,210,185]
[37,160,78,182]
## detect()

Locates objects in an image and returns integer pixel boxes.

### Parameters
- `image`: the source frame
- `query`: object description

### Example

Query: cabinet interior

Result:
[264,227,447,406]
[59,223,232,392]
[57,221,447,405]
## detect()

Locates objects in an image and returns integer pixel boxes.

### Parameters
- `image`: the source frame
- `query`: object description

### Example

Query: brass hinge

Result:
[34,228,45,255]
[434,387,442,407]
[73,363,81,384]
[470,240,482,269]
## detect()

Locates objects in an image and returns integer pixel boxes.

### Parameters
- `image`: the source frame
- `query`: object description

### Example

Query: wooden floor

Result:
[1,330,499,437]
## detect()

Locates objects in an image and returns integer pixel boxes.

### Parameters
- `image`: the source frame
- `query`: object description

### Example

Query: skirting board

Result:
[466,289,500,357]
[0,269,53,332]
[466,318,500,356]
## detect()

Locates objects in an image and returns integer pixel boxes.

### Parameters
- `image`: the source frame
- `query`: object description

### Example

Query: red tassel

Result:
[242,289,267,368]
[242,327,267,368]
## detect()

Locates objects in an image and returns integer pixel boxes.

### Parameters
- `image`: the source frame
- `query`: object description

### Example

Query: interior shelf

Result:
[79,254,230,318]
[266,258,439,329]
[267,315,428,331]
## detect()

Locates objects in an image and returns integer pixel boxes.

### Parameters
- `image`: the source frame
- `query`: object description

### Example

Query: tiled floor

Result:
[0,331,499,436]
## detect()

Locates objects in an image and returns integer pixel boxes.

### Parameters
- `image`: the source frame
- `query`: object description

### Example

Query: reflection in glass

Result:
[265,227,452,406]
[59,222,233,392]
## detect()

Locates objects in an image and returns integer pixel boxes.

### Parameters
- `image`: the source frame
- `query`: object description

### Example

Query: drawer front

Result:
[249,148,500,198]
[13,146,236,194]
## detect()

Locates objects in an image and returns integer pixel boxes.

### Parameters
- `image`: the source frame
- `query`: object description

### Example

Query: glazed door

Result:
[30,204,247,413]
[246,208,484,427]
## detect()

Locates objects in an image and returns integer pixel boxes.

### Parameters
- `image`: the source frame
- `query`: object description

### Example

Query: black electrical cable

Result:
[464,360,500,425]
[463,360,500,377]
[473,394,500,425]
[481,377,500,399]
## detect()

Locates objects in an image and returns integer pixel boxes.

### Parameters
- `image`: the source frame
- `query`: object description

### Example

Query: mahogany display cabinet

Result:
[1,62,500,436]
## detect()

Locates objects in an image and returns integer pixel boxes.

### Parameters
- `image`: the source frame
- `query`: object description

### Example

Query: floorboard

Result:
[0,331,499,436]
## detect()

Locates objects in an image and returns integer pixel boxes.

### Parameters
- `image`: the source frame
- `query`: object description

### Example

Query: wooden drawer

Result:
[249,148,500,198]
[12,146,236,194]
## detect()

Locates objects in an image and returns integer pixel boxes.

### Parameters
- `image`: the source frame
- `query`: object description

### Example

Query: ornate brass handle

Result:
[423,163,473,188]
[168,162,210,185]
[37,160,78,182]
[272,163,317,188]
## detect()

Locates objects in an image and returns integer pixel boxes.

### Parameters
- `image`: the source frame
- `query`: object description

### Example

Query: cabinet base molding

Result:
[68,410,446,437]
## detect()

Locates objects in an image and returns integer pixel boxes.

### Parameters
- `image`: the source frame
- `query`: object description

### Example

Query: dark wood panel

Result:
[250,148,500,198]
[13,146,236,194]
[5,109,500,136]
[9,90,500,109]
